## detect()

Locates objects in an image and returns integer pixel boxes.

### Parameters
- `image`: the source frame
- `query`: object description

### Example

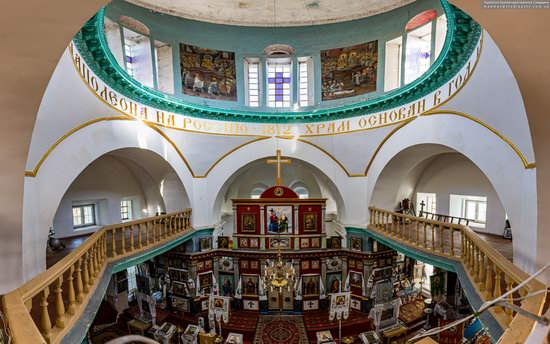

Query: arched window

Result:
[293,186,309,199]
[384,10,447,92]
[250,187,267,199]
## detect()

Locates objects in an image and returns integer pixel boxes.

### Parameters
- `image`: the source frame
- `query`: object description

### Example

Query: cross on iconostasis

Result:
[267,149,291,186]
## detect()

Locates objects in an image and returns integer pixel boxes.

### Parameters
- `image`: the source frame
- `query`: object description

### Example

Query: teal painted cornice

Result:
[73,1,481,123]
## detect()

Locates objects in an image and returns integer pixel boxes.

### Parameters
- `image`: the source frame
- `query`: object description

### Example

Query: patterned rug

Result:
[253,315,309,344]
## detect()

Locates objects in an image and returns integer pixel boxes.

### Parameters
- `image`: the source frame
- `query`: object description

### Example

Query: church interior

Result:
[1,0,550,344]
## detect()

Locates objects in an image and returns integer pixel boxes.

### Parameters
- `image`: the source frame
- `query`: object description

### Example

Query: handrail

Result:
[2,209,192,344]
[368,207,547,343]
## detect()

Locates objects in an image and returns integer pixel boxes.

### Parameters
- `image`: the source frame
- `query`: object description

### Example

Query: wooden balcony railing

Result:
[368,207,547,343]
[2,209,192,344]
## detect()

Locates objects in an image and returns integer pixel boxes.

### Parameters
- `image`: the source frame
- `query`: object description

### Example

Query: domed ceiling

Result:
[125,0,417,26]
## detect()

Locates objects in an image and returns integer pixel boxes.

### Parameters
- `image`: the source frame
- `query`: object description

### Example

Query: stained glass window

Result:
[267,60,291,108]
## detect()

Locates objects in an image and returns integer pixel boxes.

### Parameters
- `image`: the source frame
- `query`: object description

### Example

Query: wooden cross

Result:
[267,149,291,186]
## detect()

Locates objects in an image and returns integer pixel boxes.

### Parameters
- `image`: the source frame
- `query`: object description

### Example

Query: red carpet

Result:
[253,315,309,344]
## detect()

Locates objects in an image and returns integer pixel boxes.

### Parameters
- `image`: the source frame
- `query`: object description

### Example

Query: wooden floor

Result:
[46,234,92,268]
[46,230,513,269]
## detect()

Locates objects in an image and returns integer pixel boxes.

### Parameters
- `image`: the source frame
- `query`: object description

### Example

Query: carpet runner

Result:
[253,315,309,344]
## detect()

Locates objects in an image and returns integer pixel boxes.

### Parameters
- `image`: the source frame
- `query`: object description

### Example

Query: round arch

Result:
[205,138,355,226]
[366,114,537,274]
[22,120,194,281]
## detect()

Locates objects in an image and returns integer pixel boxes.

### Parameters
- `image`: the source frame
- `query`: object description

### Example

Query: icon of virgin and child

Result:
[268,208,290,233]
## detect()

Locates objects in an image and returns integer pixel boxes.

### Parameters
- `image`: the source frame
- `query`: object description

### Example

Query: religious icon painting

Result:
[329,291,351,321]
[240,214,256,233]
[349,259,356,268]
[197,261,205,271]
[242,275,259,296]
[302,275,320,296]
[326,273,342,294]
[239,238,249,248]
[250,238,259,248]
[200,237,212,251]
[301,260,310,270]
[250,261,259,270]
[312,260,320,269]
[219,257,234,271]
[350,237,362,251]
[269,237,290,250]
[199,272,213,288]
[357,261,364,269]
[172,281,186,296]
[350,271,363,288]
[219,273,235,297]
[311,237,320,248]
[303,212,318,232]
[208,295,230,323]
[330,236,342,249]
[301,238,310,248]
[266,205,293,234]
[316,331,334,343]
[205,260,212,270]
[217,236,229,249]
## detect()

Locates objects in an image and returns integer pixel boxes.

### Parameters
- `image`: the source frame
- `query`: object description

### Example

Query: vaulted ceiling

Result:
[126,0,416,26]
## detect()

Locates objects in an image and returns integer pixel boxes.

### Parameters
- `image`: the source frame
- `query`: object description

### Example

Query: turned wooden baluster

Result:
[450,228,455,256]
[461,230,465,259]
[415,221,420,245]
[111,229,117,257]
[431,224,435,251]
[145,221,150,245]
[54,276,65,328]
[93,243,99,276]
[39,287,52,343]
[67,265,77,315]
[137,223,143,249]
[82,254,90,293]
[75,258,84,303]
[504,275,515,323]
[370,209,374,226]
[88,250,95,285]
[121,227,126,254]
[494,266,503,312]
[152,220,157,243]
[439,226,444,253]
[128,225,133,252]
[423,222,427,248]
[485,260,494,300]
[474,247,480,282]
[470,241,476,274]
[478,252,486,291]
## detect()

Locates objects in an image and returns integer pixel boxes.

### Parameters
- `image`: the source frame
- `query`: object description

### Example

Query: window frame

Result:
[266,57,293,109]
[72,204,96,229]
[245,58,261,107]
[121,199,133,221]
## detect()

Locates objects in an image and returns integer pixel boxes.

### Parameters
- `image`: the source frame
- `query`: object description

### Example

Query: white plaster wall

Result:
[52,154,162,238]
[413,153,507,235]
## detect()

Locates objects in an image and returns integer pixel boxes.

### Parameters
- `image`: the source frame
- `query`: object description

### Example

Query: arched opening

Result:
[212,157,344,240]
[370,144,512,260]
[47,148,190,267]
